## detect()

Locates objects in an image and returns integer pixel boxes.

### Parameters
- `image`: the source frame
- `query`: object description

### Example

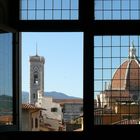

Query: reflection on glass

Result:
[0,33,13,125]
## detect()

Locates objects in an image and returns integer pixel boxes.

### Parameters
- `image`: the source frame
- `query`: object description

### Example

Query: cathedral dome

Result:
[111,43,140,91]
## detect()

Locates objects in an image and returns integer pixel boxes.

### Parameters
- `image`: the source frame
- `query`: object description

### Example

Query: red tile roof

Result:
[0,115,12,123]
[22,103,44,110]
[112,59,140,90]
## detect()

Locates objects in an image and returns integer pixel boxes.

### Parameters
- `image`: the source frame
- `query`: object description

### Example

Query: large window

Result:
[21,32,83,131]
[94,36,140,125]
[0,33,13,125]
[0,30,19,131]
[1,0,93,137]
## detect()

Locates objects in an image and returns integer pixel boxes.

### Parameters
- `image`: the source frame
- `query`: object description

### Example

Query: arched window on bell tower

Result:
[34,71,38,85]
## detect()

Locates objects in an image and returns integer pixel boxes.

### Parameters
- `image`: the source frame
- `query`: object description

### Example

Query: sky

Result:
[94,36,140,98]
[22,32,83,98]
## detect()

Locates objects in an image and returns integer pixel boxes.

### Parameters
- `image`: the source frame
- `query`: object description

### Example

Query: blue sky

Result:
[94,36,140,98]
[22,32,83,98]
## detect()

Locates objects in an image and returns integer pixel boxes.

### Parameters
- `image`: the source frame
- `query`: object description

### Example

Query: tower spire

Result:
[36,43,38,56]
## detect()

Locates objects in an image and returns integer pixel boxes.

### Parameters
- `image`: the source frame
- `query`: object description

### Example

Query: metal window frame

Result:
[93,0,140,139]
[0,0,94,138]
[0,27,20,132]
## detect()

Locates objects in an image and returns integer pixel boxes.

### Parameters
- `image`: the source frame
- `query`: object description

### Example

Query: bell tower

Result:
[29,49,45,104]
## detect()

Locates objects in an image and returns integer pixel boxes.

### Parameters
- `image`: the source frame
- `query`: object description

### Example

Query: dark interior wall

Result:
[0,0,9,25]
[0,0,18,31]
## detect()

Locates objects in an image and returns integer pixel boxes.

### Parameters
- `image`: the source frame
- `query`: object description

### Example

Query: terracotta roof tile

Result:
[22,103,44,110]
[111,59,140,90]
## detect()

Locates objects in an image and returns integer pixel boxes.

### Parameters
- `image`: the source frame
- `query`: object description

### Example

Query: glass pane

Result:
[131,0,139,10]
[62,10,70,19]
[71,10,78,20]
[45,10,53,19]
[104,11,111,19]
[53,10,61,19]
[103,0,111,10]
[95,69,102,80]
[71,0,78,9]
[37,0,44,9]
[28,0,35,9]
[113,1,120,10]
[20,0,79,20]
[103,47,111,57]
[94,47,102,57]
[62,0,70,9]
[21,10,27,20]
[21,0,27,9]
[95,0,140,20]
[0,33,13,125]
[122,0,129,10]
[45,0,53,9]
[54,0,61,9]
[95,1,102,10]
[28,10,36,20]
[37,10,44,19]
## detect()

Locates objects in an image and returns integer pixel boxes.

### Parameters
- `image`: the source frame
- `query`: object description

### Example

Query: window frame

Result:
[0,28,20,131]
[1,0,94,137]
[93,0,140,138]
[51,107,58,112]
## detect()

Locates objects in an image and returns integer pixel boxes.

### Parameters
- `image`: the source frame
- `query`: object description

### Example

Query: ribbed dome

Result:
[111,43,140,92]
[111,59,140,90]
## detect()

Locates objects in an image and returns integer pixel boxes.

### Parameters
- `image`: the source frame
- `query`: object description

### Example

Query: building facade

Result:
[21,104,43,131]
[63,103,83,123]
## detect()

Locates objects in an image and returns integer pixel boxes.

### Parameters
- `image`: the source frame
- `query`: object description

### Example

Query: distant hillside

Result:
[22,91,81,103]
[0,95,12,112]
[44,91,81,99]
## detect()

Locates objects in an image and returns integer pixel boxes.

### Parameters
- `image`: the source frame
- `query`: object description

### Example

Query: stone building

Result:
[21,103,43,131]
[29,51,63,131]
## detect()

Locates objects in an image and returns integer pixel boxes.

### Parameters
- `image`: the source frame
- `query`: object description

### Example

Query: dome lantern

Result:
[129,41,136,59]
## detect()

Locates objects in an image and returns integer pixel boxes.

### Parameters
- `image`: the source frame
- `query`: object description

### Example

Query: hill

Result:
[0,95,12,112]
[44,91,81,99]
[22,91,81,103]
